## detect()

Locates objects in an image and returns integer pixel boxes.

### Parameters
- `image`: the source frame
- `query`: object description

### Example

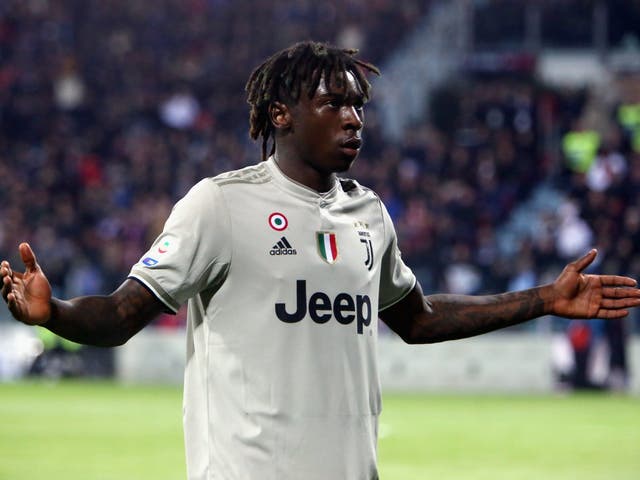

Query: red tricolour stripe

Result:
[329,233,338,261]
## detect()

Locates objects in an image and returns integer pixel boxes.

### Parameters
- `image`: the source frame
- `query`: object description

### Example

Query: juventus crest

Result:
[354,221,374,271]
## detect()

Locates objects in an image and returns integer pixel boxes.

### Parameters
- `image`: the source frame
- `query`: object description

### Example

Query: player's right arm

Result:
[1,243,165,347]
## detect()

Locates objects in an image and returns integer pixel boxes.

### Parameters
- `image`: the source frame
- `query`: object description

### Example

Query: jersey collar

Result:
[266,156,340,202]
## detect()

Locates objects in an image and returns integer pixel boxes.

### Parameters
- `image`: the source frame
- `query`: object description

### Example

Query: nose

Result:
[342,105,363,131]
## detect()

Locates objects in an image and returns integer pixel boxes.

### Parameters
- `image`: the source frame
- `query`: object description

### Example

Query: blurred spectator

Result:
[567,320,601,389]
[562,122,601,173]
[605,319,629,391]
[555,200,594,260]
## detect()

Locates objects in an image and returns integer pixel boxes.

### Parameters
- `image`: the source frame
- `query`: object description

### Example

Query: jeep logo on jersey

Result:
[275,280,371,334]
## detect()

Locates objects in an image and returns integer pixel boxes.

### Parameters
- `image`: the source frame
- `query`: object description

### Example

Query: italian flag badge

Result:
[316,231,339,264]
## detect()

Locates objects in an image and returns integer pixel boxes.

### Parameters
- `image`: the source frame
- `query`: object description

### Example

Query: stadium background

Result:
[1,1,640,478]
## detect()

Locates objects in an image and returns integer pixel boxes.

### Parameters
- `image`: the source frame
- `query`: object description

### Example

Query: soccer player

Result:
[2,41,640,480]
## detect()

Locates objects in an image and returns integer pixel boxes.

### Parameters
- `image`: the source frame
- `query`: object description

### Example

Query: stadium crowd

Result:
[1,0,639,358]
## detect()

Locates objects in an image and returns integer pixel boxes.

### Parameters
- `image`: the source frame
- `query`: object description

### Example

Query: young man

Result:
[2,41,640,480]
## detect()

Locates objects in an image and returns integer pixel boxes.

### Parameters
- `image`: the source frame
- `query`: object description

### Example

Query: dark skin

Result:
[2,70,640,346]
[1,244,160,347]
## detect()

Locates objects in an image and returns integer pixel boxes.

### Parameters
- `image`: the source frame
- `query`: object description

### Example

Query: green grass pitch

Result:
[0,381,638,479]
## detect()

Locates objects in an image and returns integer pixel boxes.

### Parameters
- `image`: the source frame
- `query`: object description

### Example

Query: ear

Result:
[269,101,292,130]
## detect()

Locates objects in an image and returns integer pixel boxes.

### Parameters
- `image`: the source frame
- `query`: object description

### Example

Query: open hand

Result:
[1,243,52,325]
[552,249,640,319]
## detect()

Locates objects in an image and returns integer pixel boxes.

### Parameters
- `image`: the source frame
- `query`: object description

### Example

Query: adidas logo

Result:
[270,236,297,256]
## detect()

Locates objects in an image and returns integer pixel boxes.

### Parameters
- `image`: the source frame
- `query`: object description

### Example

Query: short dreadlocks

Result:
[245,41,380,160]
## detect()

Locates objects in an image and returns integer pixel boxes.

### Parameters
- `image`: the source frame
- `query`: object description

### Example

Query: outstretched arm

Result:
[1,243,165,347]
[381,249,640,344]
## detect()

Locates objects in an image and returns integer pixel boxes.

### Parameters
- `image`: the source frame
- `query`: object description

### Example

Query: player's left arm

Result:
[380,249,640,344]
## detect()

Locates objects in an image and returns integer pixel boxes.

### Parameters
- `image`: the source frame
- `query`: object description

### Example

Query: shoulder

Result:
[338,177,380,202]
[338,177,387,218]
[175,162,274,216]
[339,177,397,238]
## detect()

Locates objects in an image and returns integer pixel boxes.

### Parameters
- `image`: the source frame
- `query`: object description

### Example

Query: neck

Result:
[273,152,337,193]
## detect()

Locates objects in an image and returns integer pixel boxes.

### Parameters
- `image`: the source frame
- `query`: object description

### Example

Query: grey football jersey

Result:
[129,157,416,480]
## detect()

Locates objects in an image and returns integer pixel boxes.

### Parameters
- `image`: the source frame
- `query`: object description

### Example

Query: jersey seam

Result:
[211,181,233,285]
[378,276,417,311]
[207,162,270,187]
[371,190,387,240]
[213,176,271,187]
[192,182,232,294]
[203,181,233,480]
[126,271,180,313]
[371,189,417,312]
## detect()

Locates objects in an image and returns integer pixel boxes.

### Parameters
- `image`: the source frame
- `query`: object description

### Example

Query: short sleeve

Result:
[128,179,231,312]
[377,200,416,311]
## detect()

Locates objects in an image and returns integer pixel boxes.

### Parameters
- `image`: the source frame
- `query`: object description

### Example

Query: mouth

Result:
[340,137,362,156]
